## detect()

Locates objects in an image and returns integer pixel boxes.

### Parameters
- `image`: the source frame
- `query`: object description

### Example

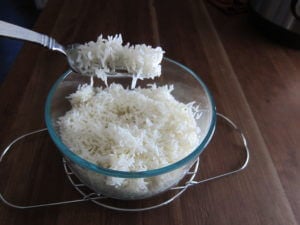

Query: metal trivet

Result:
[0,113,249,211]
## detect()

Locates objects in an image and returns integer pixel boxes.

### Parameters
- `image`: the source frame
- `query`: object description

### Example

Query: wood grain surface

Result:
[0,0,299,224]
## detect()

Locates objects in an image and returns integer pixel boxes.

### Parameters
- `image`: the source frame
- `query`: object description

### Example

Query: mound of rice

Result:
[73,34,164,86]
[58,83,201,191]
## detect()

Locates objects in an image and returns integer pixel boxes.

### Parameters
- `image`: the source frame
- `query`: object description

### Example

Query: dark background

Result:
[0,0,40,83]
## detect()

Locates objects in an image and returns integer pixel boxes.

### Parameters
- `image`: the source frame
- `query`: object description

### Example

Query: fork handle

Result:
[0,20,66,54]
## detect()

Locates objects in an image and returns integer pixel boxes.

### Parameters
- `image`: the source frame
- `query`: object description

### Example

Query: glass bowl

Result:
[45,57,216,200]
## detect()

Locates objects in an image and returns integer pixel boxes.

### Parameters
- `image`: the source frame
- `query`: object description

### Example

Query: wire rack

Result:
[0,113,249,211]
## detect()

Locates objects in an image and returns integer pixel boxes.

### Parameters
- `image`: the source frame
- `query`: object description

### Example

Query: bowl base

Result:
[63,157,200,211]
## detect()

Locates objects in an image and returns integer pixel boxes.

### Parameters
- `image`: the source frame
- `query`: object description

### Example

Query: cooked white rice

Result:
[74,34,164,85]
[59,36,202,196]
[58,83,201,191]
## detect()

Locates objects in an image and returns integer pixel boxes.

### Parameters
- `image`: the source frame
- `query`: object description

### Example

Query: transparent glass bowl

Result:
[45,57,216,200]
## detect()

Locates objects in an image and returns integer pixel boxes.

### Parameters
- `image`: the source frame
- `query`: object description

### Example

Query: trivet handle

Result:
[172,113,250,190]
[0,129,104,209]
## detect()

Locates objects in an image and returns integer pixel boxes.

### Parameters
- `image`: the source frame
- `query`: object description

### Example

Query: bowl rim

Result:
[45,57,216,178]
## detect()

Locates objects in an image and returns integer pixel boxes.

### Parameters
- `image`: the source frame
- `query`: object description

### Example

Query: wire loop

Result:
[0,113,249,211]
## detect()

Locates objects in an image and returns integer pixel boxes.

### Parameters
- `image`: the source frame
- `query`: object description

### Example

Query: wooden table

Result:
[0,0,299,224]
